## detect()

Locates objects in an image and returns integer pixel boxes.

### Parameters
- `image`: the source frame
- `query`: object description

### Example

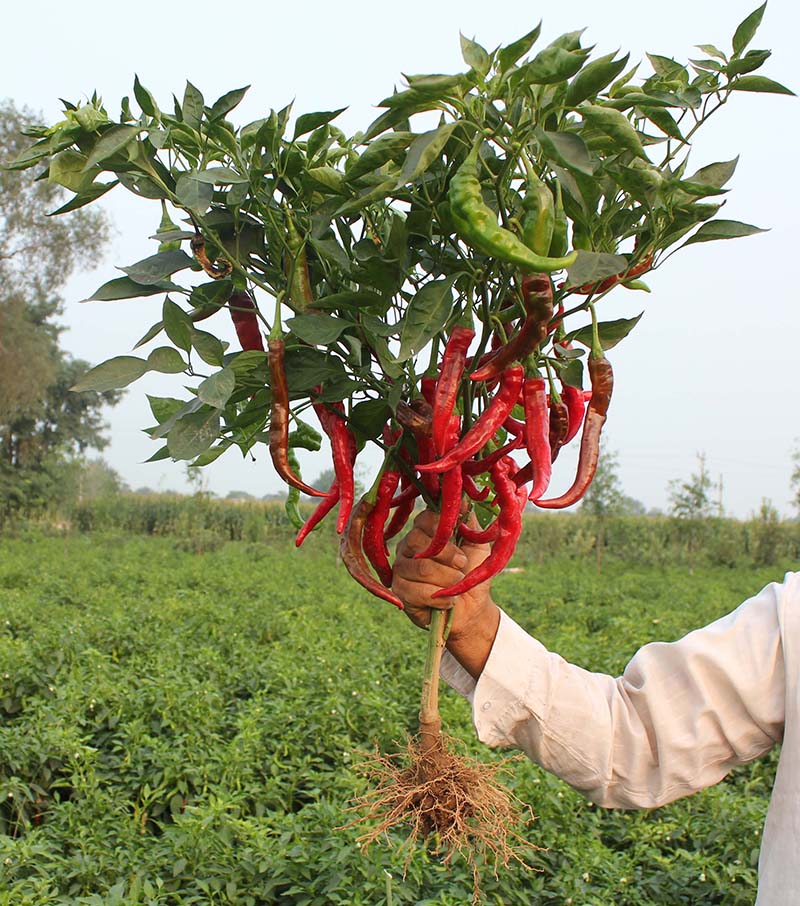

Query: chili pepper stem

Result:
[418,608,447,756]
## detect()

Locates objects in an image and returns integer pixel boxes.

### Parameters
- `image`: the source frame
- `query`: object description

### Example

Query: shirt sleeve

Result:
[440,578,788,809]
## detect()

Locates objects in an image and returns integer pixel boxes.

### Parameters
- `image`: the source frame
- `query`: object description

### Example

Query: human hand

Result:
[392,510,501,677]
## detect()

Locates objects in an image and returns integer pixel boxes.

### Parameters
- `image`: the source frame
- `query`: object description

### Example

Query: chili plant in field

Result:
[8,3,793,895]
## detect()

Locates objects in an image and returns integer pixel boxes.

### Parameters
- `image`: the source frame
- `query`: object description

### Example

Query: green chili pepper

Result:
[521,178,555,258]
[285,451,305,530]
[449,149,577,274]
[548,180,569,258]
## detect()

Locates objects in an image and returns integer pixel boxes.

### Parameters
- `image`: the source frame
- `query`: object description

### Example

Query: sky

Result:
[4,0,799,517]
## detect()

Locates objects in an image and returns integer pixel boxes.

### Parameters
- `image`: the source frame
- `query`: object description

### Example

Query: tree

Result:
[790,445,800,516]
[668,453,720,572]
[580,445,627,571]
[0,101,116,514]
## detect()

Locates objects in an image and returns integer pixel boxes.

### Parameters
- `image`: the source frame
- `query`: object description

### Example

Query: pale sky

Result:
[5,0,799,517]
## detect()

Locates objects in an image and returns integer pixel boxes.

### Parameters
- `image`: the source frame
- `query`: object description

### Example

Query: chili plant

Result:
[9,3,793,896]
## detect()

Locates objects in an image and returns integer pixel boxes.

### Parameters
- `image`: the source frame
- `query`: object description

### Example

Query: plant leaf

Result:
[398,276,456,361]
[732,2,767,57]
[84,125,140,170]
[497,23,542,72]
[197,367,236,408]
[570,314,643,350]
[167,408,221,460]
[729,75,795,96]
[683,219,767,245]
[396,122,458,187]
[286,314,351,345]
[293,108,347,140]
[71,356,147,392]
[82,276,180,302]
[146,346,187,374]
[121,249,195,285]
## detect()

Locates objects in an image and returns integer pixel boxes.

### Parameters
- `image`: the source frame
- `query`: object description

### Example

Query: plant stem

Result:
[418,608,447,755]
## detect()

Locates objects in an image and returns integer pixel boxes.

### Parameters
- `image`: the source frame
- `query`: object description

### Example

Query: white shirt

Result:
[441,572,800,905]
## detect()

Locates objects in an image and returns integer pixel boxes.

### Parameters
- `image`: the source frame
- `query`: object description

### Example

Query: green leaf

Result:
[134,75,158,117]
[642,107,685,141]
[191,328,226,367]
[334,179,396,217]
[696,44,728,62]
[83,276,180,302]
[144,445,171,463]
[726,49,771,77]
[346,132,415,182]
[191,441,231,467]
[571,314,643,350]
[134,321,165,349]
[147,346,187,374]
[565,52,630,107]
[121,249,195,285]
[396,123,458,187]
[350,399,392,444]
[182,82,204,129]
[167,408,221,460]
[71,355,147,392]
[48,180,118,215]
[565,251,628,288]
[683,219,767,246]
[312,291,389,314]
[729,75,795,96]
[190,167,248,184]
[497,23,542,72]
[580,105,647,159]
[189,280,232,313]
[293,107,347,139]
[286,314,351,345]
[516,46,588,86]
[686,157,738,190]
[398,276,456,361]
[175,172,214,212]
[197,367,236,408]
[49,149,100,192]
[460,34,491,77]
[732,2,766,57]
[148,395,186,424]
[209,86,250,121]
[538,130,595,176]
[284,347,347,394]
[163,298,193,352]
[83,125,140,170]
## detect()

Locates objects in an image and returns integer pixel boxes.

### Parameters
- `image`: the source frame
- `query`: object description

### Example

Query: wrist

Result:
[445,599,501,680]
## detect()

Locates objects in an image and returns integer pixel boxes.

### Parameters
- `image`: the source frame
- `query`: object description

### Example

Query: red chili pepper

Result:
[228,291,265,352]
[340,497,404,609]
[295,481,340,547]
[414,416,463,561]
[462,471,491,502]
[522,376,552,501]
[458,519,499,544]
[268,339,325,498]
[535,354,614,509]
[314,400,356,531]
[561,383,587,444]
[470,275,552,382]
[363,468,401,586]
[433,457,522,599]
[432,325,475,456]
[384,486,418,540]
[548,397,570,462]
[418,365,524,475]
[460,432,524,476]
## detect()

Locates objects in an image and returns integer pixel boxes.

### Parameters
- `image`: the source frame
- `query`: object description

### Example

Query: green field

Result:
[0,522,793,905]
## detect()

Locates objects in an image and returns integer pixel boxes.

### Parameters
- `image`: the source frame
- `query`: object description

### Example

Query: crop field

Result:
[0,521,794,905]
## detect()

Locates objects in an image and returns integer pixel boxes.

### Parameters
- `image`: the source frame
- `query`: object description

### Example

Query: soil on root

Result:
[346,732,541,903]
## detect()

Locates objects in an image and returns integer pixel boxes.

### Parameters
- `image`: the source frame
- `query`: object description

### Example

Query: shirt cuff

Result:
[441,609,551,748]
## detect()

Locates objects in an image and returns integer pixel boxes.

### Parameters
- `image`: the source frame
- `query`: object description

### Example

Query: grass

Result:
[0,526,793,904]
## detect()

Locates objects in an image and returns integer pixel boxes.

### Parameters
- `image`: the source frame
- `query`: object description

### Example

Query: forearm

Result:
[443,586,786,809]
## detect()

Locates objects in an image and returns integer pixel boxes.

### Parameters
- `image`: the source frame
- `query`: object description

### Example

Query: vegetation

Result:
[0,519,795,904]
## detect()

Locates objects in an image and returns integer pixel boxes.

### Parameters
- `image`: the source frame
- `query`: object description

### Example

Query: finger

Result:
[393,554,465,588]
[392,575,456,612]
[411,509,439,536]
[436,541,468,571]
[401,526,438,556]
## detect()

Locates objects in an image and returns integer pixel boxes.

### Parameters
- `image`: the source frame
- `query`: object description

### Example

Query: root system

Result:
[347,732,541,903]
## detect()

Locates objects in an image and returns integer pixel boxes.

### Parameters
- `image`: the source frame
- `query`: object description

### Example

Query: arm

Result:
[393,512,787,809]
